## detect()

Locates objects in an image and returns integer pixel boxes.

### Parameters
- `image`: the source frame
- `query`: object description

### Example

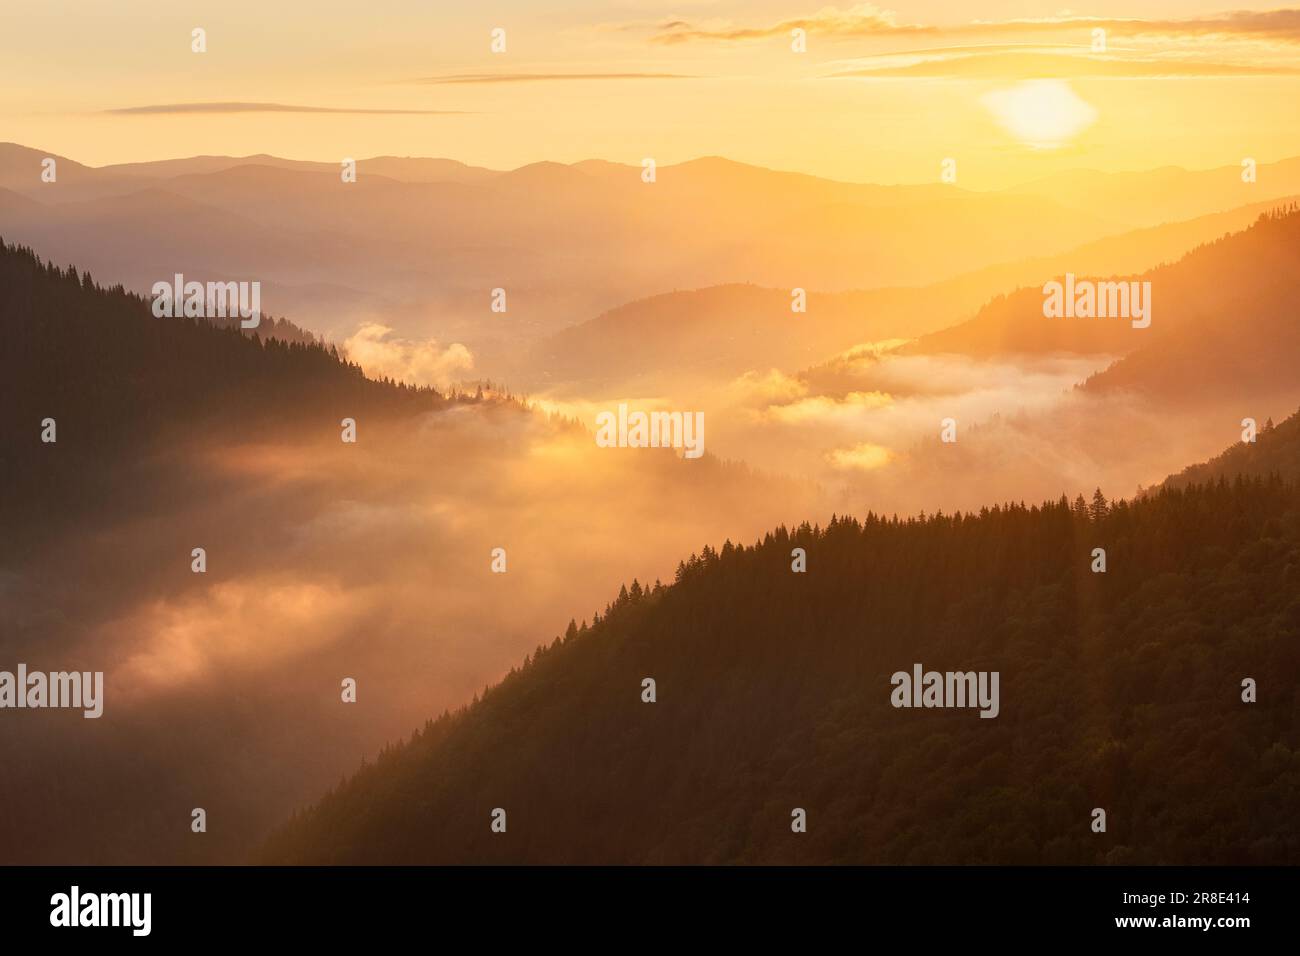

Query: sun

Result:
[981,79,1098,150]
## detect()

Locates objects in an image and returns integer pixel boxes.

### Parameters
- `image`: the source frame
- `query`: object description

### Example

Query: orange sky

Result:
[3,2,1300,186]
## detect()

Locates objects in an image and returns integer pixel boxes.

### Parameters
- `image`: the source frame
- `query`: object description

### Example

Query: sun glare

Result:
[981,79,1098,150]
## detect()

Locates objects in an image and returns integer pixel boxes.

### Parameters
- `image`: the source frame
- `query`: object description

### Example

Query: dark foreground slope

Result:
[263,475,1300,864]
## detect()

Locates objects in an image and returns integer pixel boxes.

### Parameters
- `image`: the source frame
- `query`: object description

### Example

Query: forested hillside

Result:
[1160,408,1300,490]
[0,238,459,532]
[262,475,1300,864]
[0,237,437,436]
[1079,205,1300,402]
[908,205,1300,392]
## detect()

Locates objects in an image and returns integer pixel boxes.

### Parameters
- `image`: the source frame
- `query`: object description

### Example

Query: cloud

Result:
[342,323,474,388]
[979,9,1300,42]
[105,102,468,115]
[760,390,894,426]
[650,3,929,44]
[403,72,697,84]
[831,49,1300,79]
[826,441,893,471]
[814,352,1111,401]
[112,579,368,693]
[725,368,809,405]
[647,5,1300,46]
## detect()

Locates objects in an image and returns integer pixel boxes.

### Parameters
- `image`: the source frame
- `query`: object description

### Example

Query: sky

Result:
[3,1,1300,186]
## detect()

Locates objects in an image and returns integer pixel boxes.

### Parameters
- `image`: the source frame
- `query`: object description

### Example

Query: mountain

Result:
[0,236,446,534]
[0,179,376,314]
[99,154,498,185]
[522,283,944,392]
[1159,407,1300,490]
[0,236,823,865]
[1,143,1206,355]
[905,205,1300,389]
[0,143,498,197]
[523,197,1289,392]
[0,236,434,426]
[1079,206,1300,405]
[261,456,1300,864]
[0,144,102,193]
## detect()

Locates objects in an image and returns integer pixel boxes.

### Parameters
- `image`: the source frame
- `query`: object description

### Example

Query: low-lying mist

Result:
[0,399,820,863]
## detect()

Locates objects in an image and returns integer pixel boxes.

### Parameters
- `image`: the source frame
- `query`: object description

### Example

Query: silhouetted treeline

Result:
[1159,407,1300,491]
[262,472,1300,864]
[0,239,467,531]
[0,237,444,432]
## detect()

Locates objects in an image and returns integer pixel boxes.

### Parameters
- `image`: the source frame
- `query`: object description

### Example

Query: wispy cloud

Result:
[650,4,928,44]
[984,9,1300,42]
[831,49,1300,79]
[106,102,469,115]
[646,5,1300,45]
[403,72,697,84]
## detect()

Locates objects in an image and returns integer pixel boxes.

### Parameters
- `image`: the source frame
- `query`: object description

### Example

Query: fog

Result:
[0,399,820,862]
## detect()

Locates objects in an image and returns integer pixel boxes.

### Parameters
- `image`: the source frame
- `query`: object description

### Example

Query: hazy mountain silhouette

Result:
[906,205,1300,395]
[525,197,1290,391]
[8,143,1285,357]
[0,143,496,198]
[100,154,498,185]
[1079,206,1300,406]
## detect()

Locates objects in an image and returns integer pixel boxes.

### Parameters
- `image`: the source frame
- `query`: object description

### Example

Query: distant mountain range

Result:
[6,143,1299,368]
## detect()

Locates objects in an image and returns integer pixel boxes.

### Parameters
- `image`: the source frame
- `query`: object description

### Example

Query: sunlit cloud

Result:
[761,390,894,425]
[105,102,469,115]
[649,4,929,44]
[342,323,474,388]
[645,6,1300,45]
[826,441,894,471]
[832,49,1300,79]
[111,579,369,693]
[725,368,809,405]
[403,73,697,84]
